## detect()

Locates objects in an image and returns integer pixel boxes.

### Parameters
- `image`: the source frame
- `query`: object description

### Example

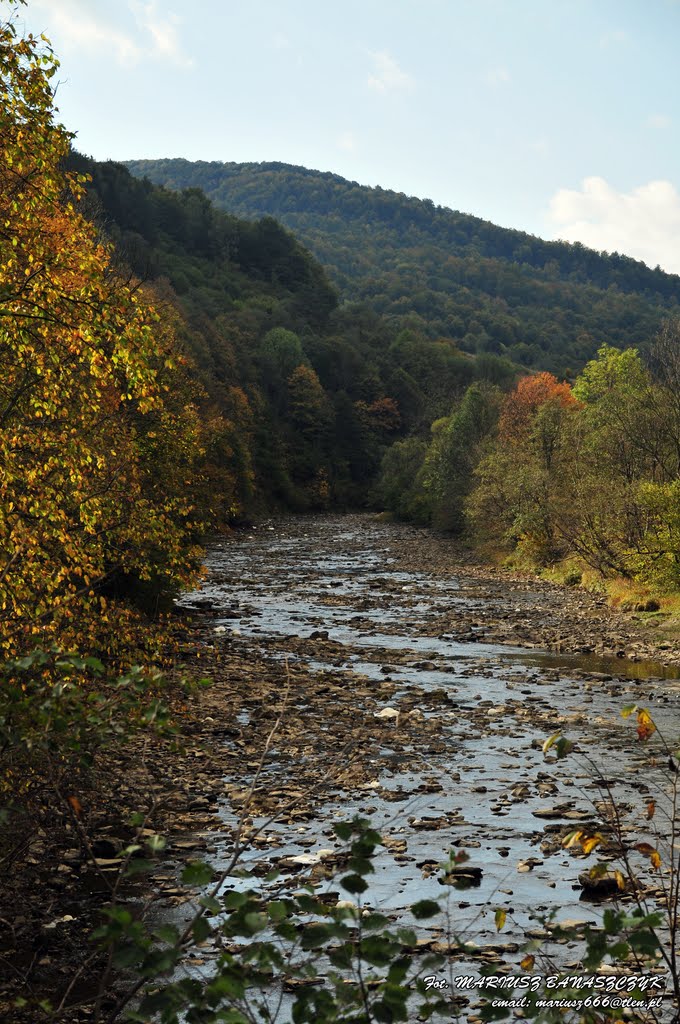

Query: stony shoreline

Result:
[384,520,680,667]
[4,513,680,1022]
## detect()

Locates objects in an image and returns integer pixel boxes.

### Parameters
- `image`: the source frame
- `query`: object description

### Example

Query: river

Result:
[171,513,680,1020]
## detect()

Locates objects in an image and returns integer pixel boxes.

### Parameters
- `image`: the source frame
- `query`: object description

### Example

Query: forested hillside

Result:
[125,159,680,376]
[69,155,515,517]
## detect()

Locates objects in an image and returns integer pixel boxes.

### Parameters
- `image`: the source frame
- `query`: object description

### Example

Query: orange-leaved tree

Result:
[467,372,581,561]
[499,371,578,441]
[0,7,205,652]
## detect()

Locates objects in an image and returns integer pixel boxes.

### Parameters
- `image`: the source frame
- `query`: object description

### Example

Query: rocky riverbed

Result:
[162,513,680,1021]
[5,512,680,1022]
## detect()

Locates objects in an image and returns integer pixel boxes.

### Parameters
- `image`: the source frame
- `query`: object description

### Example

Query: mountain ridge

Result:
[124,157,680,376]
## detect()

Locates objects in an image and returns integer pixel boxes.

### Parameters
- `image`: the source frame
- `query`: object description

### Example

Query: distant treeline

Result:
[69,154,516,526]
[376,332,680,592]
[125,158,680,378]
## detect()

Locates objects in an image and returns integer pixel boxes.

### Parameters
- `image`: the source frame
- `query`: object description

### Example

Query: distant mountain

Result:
[125,159,680,376]
[70,153,511,514]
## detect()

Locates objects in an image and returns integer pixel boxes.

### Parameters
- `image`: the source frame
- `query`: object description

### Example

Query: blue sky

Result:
[18,0,680,273]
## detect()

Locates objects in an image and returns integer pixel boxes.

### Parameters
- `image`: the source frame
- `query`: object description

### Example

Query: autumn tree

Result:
[467,372,580,560]
[0,7,204,649]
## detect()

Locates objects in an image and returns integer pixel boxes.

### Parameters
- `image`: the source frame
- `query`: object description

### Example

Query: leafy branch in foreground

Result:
[539,704,680,1021]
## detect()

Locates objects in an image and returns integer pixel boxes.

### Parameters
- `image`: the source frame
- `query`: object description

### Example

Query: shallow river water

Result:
[175,514,680,1020]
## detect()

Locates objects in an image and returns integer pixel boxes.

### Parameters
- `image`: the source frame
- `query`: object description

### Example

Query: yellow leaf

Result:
[563,830,583,849]
[542,731,561,753]
[636,708,656,741]
[581,834,603,855]
[494,908,507,932]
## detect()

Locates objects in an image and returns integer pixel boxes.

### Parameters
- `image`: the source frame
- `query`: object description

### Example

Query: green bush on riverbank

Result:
[377,332,680,605]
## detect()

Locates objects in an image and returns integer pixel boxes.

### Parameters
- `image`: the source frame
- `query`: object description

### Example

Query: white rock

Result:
[374,707,400,722]
[289,848,335,866]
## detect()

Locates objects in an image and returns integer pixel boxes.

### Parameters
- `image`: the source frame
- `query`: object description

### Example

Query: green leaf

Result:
[340,873,368,894]
[359,934,396,966]
[411,899,440,920]
[300,923,334,949]
[154,924,180,944]
[295,892,324,914]
[267,899,290,923]
[207,973,246,1000]
[243,912,268,935]
[223,890,248,909]
[124,858,155,876]
[360,912,391,930]
[192,916,212,943]
[181,860,214,886]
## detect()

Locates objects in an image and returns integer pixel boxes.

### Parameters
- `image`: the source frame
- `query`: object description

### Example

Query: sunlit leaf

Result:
[582,834,604,855]
[542,732,561,753]
[562,830,583,849]
[636,708,656,741]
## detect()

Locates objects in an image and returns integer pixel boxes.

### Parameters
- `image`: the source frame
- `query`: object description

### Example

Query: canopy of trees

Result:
[1,17,207,651]
[70,155,514,517]
[378,330,680,593]
[124,159,680,378]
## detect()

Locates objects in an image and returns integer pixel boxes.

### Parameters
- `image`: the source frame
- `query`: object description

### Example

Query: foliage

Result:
[461,334,680,587]
[542,708,680,1017]
[69,154,492,513]
[124,158,680,378]
[82,817,451,1024]
[0,647,173,777]
[374,437,431,523]
[422,382,503,533]
[0,12,206,650]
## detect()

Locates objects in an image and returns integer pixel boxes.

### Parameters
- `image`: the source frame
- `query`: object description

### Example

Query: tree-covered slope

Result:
[73,155,511,515]
[124,159,680,377]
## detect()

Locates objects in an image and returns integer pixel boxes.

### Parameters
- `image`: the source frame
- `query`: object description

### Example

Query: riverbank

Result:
[4,512,680,1022]
[384,521,680,667]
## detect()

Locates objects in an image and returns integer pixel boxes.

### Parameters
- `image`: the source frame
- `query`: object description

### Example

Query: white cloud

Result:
[30,0,191,68]
[549,176,680,275]
[129,0,193,68]
[486,66,511,87]
[367,51,414,93]
[648,112,671,129]
[599,28,629,47]
[337,131,357,152]
[31,0,141,65]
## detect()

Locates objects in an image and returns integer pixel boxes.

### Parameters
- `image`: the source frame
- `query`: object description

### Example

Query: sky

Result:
[15,0,680,274]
